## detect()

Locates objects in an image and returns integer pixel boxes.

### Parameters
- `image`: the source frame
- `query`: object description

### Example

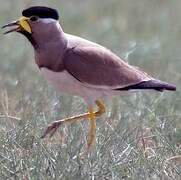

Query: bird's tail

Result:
[118,79,176,92]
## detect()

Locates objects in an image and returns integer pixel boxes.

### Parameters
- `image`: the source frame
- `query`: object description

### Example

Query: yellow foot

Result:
[41,120,63,138]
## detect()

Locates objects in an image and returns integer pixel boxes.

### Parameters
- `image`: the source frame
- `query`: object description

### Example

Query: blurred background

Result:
[0,0,180,179]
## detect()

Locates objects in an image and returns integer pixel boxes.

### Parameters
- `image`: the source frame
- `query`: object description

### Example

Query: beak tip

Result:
[1,25,6,29]
[1,25,8,35]
[1,21,20,34]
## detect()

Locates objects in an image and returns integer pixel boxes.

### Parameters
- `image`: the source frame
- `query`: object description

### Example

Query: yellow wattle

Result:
[19,16,32,33]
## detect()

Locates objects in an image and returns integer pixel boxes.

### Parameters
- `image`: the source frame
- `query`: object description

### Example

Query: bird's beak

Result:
[2,16,32,34]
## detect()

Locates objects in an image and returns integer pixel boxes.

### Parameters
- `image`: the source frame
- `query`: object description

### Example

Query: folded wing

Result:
[64,46,151,90]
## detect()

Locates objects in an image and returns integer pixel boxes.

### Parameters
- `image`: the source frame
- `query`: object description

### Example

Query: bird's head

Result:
[2,6,61,47]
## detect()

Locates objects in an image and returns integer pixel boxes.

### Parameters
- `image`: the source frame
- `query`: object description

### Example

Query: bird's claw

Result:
[41,121,62,138]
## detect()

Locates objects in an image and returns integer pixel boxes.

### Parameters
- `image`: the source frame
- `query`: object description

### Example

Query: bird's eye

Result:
[30,16,39,22]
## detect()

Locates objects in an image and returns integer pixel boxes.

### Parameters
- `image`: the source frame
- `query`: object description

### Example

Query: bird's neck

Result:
[33,23,65,48]
[34,31,68,72]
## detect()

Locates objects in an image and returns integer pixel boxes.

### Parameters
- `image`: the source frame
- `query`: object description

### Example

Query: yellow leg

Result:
[87,107,96,150]
[95,99,106,116]
[41,99,106,142]
[41,112,90,138]
[85,99,106,149]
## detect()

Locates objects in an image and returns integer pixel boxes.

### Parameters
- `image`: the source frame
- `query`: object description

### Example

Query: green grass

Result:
[0,0,181,179]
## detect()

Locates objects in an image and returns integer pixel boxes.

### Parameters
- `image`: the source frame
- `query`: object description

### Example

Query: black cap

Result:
[22,6,59,20]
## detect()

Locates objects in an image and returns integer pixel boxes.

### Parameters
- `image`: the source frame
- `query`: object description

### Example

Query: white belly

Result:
[40,68,110,105]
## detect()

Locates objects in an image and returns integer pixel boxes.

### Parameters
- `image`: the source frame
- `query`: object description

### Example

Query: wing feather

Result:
[63,46,151,89]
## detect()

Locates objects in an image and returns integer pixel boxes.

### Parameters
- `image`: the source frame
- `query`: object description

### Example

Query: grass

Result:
[0,0,181,179]
[0,90,180,179]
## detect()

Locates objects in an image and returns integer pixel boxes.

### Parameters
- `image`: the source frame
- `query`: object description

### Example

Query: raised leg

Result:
[41,112,90,138]
[41,99,106,145]
[95,99,106,116]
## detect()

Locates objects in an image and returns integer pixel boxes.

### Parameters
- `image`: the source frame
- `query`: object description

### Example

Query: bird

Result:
[2,6,176,150]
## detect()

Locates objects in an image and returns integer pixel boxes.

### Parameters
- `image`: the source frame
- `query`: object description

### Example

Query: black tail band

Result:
[116,79,176,92]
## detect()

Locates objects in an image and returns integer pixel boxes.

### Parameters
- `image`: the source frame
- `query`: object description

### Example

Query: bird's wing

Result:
[63,46,152,89]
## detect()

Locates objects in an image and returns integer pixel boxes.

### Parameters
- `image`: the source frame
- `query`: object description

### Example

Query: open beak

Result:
[2,16,32,34]
[2,20,20,34]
